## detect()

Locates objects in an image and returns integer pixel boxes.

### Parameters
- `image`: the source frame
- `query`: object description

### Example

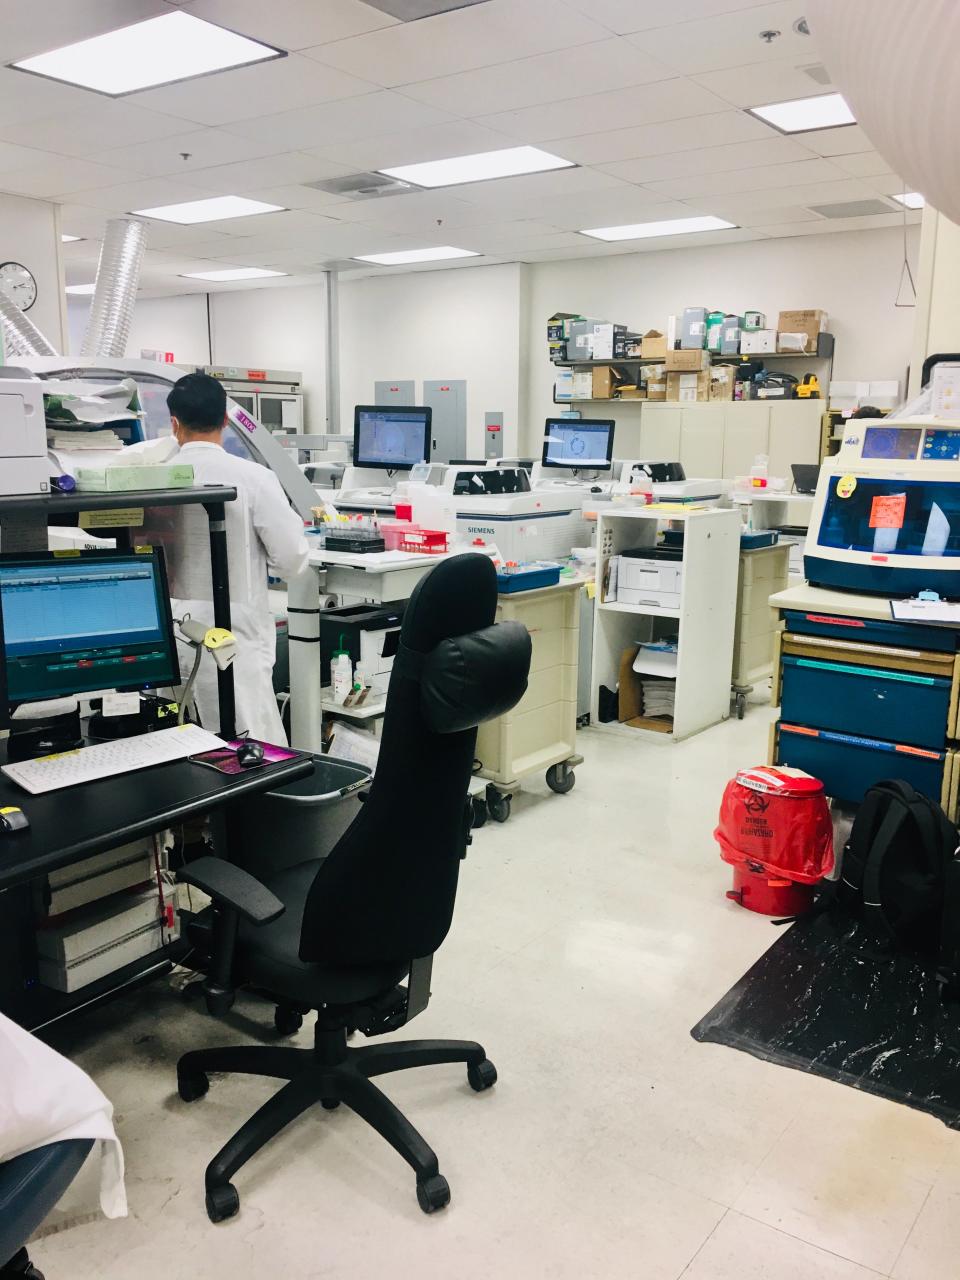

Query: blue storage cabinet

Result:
[776,722,948,808]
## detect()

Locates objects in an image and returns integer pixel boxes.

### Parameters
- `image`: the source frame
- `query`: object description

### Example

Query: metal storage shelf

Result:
[598,600,681,618]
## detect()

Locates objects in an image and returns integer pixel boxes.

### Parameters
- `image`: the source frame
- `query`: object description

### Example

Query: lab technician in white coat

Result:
[157,373,308,744]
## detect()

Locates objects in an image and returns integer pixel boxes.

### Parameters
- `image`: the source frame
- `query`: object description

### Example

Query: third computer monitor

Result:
[542,418,615,471]
[353,405,432,471]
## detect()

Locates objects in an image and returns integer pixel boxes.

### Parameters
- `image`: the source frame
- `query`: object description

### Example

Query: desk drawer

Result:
[783,609,955,652]
[775,721,947,807]
[780,655,951,750]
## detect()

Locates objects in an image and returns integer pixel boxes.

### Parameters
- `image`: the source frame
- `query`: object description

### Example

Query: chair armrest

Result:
[177,856,284,926]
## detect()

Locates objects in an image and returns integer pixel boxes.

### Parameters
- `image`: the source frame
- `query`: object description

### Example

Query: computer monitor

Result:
[542,418,615,471]
[353,405,432,471]
[0,549,180,710]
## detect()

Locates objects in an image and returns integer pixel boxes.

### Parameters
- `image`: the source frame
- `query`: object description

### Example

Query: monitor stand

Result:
[86,693,177,741]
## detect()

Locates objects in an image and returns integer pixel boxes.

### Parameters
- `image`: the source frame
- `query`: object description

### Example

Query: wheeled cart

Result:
[474,580,583,824]
[731,542,791,718]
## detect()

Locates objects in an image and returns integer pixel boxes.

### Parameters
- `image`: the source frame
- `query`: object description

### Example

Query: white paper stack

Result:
[641,677,676,718]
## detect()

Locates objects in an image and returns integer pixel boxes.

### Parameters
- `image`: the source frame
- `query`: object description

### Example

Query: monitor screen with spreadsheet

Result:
[353,405,432,470]
[0,549,179,707]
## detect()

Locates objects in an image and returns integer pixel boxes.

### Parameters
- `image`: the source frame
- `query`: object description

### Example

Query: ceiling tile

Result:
[58,175,224,209]
[0,155,135,198]
[221,91,454,147]
[96,128,294,178]
[0,0,166,62]
[692,60,834,109]
[560,0,776,37]
[601,136,816,184]
[236,183,355,213]
[830,151,898,179]
[172,153,355,194]
[478,79,735,144]
[752,212,920,239]
[537,192,696,232]
[441,163,627,209]
[399,38,672,115]
[169,209,341,239]
[0,102,185,156]
[691,177,884,215]
[321,190,495,231]
[185,0,400,49]
[304,120,518,172]
[0,66,107,127]
[128,53,377,126]
[643,157,847,200]
[301,0,612,87]
[709,203,826,227]
[551,109,776,165]
[792,125,877,157]
[0,139,64,174]
[628,2,820,75]
[456,227,586,253]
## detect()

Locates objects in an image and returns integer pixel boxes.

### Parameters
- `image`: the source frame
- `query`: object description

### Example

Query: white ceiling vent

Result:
[305,172,421,200]
[801,62,832,85]
[361,0,490,20]
[808,199,897,218]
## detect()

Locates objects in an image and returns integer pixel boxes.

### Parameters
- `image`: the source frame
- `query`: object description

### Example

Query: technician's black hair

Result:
[167,372,227,431]
[850,405,883,419]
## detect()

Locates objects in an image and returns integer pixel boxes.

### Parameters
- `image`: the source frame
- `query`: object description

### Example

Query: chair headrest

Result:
[418,621,531,734]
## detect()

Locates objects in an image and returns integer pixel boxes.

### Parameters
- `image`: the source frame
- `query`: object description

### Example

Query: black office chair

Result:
[0,1140,93,1278]
[176,553,531,1222]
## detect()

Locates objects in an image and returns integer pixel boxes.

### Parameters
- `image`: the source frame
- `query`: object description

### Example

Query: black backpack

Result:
[835,779,960,989]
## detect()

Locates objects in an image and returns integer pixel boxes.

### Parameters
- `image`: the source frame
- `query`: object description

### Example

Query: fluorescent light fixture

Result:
[378,145,575,189]
[131,196,285,224]
[61,233,82,242]
[892,191,925,209]
[11,11,283,97]
[580,216,737,242]
[353,246,480,266]
[748,91,855,133]
[65,283,96,295]
[181,267,288,281]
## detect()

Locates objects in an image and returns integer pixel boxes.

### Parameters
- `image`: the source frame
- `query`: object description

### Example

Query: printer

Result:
[805,416,960,597]
[618,459,725,502]
[318,602,404,695]
[0,375,49,495]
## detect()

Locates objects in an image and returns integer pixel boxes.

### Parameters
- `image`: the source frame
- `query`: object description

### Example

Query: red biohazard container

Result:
[714,766,833,915]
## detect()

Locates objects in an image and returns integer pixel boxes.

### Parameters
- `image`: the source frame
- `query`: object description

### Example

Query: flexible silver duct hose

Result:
[81,217,147,358]
[0,288,58,357]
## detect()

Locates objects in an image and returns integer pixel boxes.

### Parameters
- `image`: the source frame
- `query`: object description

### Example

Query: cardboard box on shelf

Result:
[667,370,711,403]
[572,371,593,399]
[777,332,811,353]
[777,309,828,348]
[549,340,567,363]
[743,310,765,331]
[592,365,627,399]
[618,386,646,400]
[593,322,628,360]
[720,319,741,355]
[741,329,777,354]
[640,329,668,360]
[646,379,667,401]
[680,306,708,349]
[666,347,711,372]
[547,312,579,343]
[710,365,737,401]
[554,369,574,401]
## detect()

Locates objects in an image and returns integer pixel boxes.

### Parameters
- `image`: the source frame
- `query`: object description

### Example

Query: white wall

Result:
[68,282,328,430]
[524,226,919,454]
[0,191,64,353]
[338,263,525,455]
[910,206,960,396]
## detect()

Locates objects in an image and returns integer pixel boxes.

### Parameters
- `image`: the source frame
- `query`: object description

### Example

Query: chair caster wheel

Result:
[206,1183,240,1223]
[486,786,511,823]
[178,1070,209,1103]
[321,1098,340,1110]
[467,1058,497,1092]
[417,1174,450,1214]
[471,795,488,828]
[274,1005,303,1036]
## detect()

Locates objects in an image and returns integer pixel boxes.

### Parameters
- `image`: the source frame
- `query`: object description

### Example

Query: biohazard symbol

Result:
[743,791,770,816]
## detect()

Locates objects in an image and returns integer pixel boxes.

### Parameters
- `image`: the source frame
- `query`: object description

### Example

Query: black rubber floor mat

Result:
[691,912,960,1128]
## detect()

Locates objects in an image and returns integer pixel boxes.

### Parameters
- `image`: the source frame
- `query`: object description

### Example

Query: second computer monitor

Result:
[0,548,180,710]
[542,418,615,471]
[353,405,432,471]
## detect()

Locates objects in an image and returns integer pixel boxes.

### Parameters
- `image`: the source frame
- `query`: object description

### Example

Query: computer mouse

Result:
[236,741,265,768]
[0,805,29,833]
[590,485,603,493]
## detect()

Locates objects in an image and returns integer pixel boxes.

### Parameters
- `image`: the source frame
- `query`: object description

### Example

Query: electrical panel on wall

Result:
[373,380,415,406]
[484,412,504,460]
[423,379,466,463]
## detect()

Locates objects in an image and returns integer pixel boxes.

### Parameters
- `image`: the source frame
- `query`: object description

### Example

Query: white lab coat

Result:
[142,441,308,743]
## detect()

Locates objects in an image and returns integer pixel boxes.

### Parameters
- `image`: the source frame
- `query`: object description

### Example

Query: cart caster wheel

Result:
[205,1183,240,1223]
[181,979,206,1003]
[417,1174,450,1214]
[274,1005,303,1036]
[177,1070,209,1103]
[546,762,576,794]
[321,1098,340,1110]
[486,787,511,823]
[471,795,488,829]
[736,692,746,720]
[467,1058,497,1092]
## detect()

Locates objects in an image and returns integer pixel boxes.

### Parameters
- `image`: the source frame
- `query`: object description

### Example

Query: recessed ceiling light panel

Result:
[892,191,925,209]
[65,283,96,295]
[11,11,283,97]
[353,246,480,265]
[748,91,855,133]
[378,146,575,189]
[61,234,83,243]
[580,216,737,242]
[131,196,285,224]
[182,267,287,281]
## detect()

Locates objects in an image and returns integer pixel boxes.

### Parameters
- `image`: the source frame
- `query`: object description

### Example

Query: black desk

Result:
[0,753,312,1031]
[0,486,239,736]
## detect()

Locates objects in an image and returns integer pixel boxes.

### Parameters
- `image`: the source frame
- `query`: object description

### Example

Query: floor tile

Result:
[684,1211,887,1279]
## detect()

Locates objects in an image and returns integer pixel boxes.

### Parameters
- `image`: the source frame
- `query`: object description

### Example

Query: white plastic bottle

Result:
[331,637,353,705]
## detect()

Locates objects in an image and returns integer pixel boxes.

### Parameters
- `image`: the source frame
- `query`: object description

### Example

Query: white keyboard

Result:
[2,724,225,795]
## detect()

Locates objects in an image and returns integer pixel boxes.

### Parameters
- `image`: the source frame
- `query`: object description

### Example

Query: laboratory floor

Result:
[36,706,960,1280]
